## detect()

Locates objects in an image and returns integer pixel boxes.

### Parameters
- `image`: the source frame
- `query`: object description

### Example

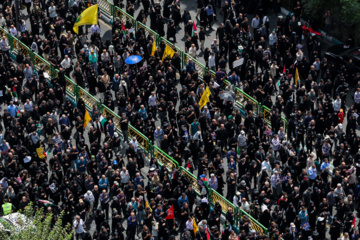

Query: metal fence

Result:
[129,126,149,151]
[137,22,158,44]
[115,6,136,27]
[209,188,236,214]
[238,209,268,235]
[234,87,258,116]
[179,167,201,195]
[78,87,99,111]
[98,0,113,17]
[153,146,178,170]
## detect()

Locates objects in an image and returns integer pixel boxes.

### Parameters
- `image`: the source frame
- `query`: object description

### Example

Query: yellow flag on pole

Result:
[162,45,175,60]
[193,217,199,235]
[145,200,152,212]
[83,109,92,128]
[295,67,300,85]
[73,4,99,34]
[199,87,210,109]
[151,41,156,56]
[205,86,211,97]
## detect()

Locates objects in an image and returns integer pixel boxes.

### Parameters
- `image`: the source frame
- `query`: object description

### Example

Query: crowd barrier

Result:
[0,22,268,234]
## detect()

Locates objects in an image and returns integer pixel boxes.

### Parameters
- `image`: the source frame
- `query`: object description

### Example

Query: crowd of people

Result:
[0,0,359,240]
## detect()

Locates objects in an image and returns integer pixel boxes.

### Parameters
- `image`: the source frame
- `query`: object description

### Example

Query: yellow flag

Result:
[205,86,211,97]
[151,41,156,56]
[145,200,152,212]
[193,217,199,235]
[83,109,92,128]
[295,67,299,85]
[73,4,99,34]
[162,45,175,60]
[199,88,210,109]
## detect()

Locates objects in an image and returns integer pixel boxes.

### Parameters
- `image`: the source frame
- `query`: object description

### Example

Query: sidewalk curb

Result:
[280,7,343,45]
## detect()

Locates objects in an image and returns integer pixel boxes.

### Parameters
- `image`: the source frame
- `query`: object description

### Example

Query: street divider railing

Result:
[261,105,288,133]
[102,105,149,153]
[115,6,136,29]
[78,86,99,111]
[153,146,178,170]
[129,126,149,151]
[238,208,268,235]
[179,166,201,195]
[234,87,259,116]
[0,25,268,235]
[98,0,113,17]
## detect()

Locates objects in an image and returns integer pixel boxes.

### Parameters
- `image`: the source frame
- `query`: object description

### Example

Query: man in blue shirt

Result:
[106,120,115,137]
[7,101,17,118]
[127,212,138,239]
[178,193,189,208]
[138,105,148,120]
[321,158,330,172]
[98,175,110,190]
[186,59,195,74]
[308,164,317,183]
[59,114,70,132]
[76,157,87,173]
[228,72,240,87]
[134,172,144,188]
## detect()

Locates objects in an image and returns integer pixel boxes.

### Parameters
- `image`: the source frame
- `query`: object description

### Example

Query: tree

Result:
[0,203,73,240]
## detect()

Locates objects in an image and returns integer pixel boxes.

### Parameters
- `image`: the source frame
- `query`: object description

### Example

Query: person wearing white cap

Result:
[84,190,94,218]
[261,157,272,175]
[237,130,247,152]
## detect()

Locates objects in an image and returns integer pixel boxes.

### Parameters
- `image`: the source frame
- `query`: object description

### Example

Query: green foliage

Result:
[339,0,360,26]
[302,0,326,22]
[0,203,73,240]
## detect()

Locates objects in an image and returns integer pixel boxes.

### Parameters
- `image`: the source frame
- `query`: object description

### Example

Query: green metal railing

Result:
[152,146,178,170]
[0,20,270,234]
[179,167,201,195]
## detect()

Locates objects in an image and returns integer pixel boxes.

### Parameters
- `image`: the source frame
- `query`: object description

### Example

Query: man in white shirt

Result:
[23,99,33,115]
[148,91,157,108]
[61,55,72,76]
[73,215,86,240]
[48,2,57,22]
[188,43,197,58]
[0,36,9,58]
[0,14,5,28]
[84,190,95,218]
[251,14,260,31]
[269,30,277,46]
[354,87,360,104]
[100,49,110,67]
[90,24,100,35]
[208,52,216,71]
[9,25,17,37]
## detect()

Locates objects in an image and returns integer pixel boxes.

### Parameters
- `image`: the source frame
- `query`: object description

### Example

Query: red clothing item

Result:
[338,112,345,123]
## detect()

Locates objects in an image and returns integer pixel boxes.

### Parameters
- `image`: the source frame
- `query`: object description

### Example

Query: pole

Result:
[15,0,20,37]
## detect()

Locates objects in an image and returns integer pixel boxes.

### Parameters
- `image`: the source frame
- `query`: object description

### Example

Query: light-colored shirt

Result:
[0,39,9,51]
[9,27,17,37]
[61,58,71,69]
[320,161,330,171]
[49,6,57,18]
[24,101,33,112]
[90,25,100,35]
[208,55,216,67]
[354,91,360,104]
[73,219,85,234]
[148,95,157,106]
[308,166,317,180]
[186,220,193,230]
